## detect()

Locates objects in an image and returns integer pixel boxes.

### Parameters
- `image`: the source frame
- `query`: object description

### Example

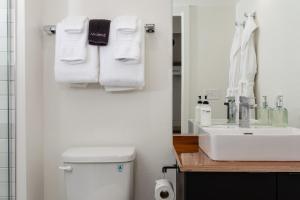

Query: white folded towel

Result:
[114,40,141,63]
[104,87,138,92]
[62,16,88,33]
[55,23,99,83]
[99,18,145,91]
[59,17,88,63]
[114,16,141,63]
[114,16,138,33]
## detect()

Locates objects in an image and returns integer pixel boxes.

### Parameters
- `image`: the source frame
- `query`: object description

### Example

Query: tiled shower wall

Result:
[0,0,15,199]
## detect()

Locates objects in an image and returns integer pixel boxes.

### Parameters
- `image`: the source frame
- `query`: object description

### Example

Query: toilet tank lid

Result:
[62,147,136,163]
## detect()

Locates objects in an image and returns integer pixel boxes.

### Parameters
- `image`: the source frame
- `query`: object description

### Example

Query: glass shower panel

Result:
[0,0,15,199]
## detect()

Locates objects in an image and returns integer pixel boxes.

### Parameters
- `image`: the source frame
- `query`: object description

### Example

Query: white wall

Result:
[42,0,173,200]
[24,0,44,199]
[16,0,44,198]
[237,0,300,127]
[174,0,239,7]
[188,5,236,119]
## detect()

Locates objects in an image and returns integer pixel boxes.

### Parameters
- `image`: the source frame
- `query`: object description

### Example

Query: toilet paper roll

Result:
[155,179,175,200]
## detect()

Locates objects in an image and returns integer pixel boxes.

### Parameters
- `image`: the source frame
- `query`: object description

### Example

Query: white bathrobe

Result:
[239,17,258,99]
[227,25,243,98]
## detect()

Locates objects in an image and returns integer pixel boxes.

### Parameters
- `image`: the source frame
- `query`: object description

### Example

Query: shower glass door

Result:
[0,0,15,199]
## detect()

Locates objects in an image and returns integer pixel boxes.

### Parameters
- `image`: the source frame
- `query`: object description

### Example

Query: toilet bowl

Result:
[60,146,136,200]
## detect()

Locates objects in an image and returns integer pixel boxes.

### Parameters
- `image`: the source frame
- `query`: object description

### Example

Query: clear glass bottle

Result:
[271,95,288,127]
[224,97,236,124]
[257,96,271,126]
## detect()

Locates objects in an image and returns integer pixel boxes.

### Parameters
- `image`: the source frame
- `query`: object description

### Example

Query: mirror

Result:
[173,0,300,134]
[173,0,238,133]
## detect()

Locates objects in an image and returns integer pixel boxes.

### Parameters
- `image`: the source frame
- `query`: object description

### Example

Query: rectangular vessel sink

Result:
[198,126,300,161]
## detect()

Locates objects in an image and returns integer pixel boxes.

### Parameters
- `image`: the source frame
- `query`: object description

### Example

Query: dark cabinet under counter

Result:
[277,173,300,200]
[173,135,300,200]
[177,172,300,200]
[177,172,277,200]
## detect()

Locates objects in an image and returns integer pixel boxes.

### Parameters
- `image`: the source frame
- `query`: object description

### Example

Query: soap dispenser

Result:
[271,95,288,127]
[195,96,203,124]
[257,96,271,126]
[200,96,212,127]
[224,97,236,124]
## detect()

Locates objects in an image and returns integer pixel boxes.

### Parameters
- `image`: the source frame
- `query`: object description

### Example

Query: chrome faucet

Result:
[224,97,237,124]
[239,96,256,128]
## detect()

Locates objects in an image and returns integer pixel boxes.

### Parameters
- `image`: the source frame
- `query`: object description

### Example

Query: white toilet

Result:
[60,147,136,200]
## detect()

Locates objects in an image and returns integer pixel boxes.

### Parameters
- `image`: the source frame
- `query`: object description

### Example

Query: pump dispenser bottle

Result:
[195,96,203,124]
[257,96,271,125]
[200,96,212,127]
[271,95,288,127]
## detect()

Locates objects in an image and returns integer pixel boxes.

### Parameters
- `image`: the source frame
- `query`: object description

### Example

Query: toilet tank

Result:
[60,147,136,200]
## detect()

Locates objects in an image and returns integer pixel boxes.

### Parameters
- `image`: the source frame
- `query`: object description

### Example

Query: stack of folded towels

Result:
[100,16,145,91]
[55,16,99,83]
[55,15,144,91]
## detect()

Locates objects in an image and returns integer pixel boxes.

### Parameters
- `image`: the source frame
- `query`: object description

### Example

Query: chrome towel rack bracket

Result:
[43,25,57,35]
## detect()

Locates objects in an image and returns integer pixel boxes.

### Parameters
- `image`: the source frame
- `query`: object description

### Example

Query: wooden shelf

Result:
[173,135,300,173]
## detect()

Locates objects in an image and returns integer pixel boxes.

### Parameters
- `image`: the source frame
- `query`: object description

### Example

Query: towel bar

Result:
[43,24,156,35]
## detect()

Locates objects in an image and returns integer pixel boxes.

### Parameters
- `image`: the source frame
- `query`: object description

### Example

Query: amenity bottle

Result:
[257,96,271,126]
[271,95,288,127]
[200,96,212,127]
[195,96,203,124]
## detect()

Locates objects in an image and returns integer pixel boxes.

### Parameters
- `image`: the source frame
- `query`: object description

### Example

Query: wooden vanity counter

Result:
[173,135,300,172]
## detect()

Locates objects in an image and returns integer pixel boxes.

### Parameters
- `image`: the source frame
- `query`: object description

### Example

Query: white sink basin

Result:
[198,126,300,161]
